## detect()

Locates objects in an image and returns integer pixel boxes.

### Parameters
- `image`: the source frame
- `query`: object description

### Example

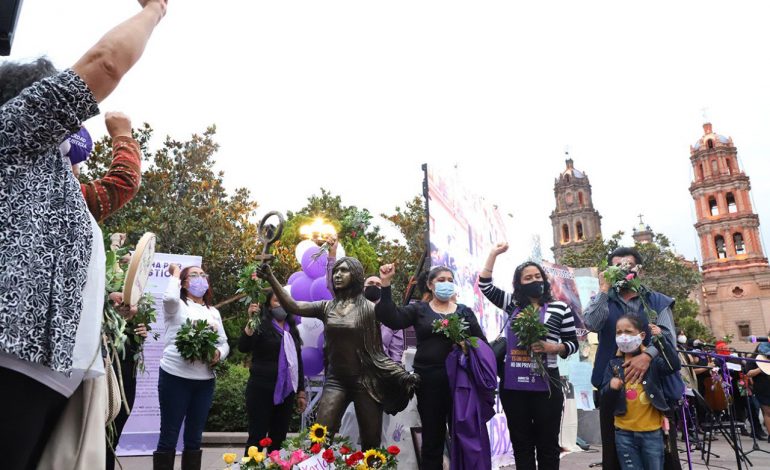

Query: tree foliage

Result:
[82,124,260,360]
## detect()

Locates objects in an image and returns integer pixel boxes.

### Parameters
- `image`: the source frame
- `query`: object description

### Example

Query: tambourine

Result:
[123,232,157,305]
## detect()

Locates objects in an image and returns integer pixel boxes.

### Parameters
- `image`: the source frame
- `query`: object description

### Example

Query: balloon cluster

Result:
[289,240,346,376]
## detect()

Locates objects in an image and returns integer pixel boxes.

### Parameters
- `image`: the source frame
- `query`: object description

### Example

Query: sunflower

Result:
[362,449,387,468]
[309,423,328,444]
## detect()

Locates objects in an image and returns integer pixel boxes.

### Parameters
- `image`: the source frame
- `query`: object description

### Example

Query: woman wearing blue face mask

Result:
[479,243,579,470]
[154,264,229,470]
[376,264,486,470]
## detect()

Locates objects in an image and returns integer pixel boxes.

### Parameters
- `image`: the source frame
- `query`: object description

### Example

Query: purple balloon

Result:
[301,246,328,279]
[310,276,334,301]
[291,273,314,302]
[301,347,324,376]
[287,271,303,286]
[316,332,325,349]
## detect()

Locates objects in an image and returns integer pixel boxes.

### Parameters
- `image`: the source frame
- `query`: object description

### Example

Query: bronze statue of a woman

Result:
[258,257,419,450]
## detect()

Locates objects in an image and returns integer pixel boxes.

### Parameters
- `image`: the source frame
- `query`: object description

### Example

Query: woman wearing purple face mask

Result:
[154,264,229,470]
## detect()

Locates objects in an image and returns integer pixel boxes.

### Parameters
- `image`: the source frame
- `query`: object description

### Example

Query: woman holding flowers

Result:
[239,290,307,455]
[376,264,487,470]
[479,243,579,470]
[154,264,229,470]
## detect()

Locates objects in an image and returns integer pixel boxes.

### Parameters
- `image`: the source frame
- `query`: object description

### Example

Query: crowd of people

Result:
[4,2,770,470]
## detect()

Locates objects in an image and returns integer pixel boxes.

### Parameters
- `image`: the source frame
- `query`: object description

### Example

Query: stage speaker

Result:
[1,0,25,56]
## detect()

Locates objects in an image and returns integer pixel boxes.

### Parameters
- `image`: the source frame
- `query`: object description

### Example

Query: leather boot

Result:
[152,451,175,470]
[182,449,203,470]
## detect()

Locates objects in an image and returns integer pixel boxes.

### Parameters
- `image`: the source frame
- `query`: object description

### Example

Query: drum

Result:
[756,354,770,375]
[122,232,156,305]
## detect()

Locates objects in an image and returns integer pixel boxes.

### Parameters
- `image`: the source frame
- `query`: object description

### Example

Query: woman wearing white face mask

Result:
[376,264,486,470]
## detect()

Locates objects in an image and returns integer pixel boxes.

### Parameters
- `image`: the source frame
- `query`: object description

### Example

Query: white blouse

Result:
[160,278,229,380]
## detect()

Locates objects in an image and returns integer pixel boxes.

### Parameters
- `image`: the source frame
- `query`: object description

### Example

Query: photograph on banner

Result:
[426,164,512,338]
[117,253,202,456]
[426,164,516,465]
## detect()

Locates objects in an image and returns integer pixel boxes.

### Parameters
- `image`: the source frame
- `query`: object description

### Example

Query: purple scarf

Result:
[273,320,299,405]
[446,340,497,470]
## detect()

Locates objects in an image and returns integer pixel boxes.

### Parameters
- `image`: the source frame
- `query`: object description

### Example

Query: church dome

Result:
[692,123,732,150]
[560,158,585,179]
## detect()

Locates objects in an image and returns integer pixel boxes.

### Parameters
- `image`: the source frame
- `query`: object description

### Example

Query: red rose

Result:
[259,437,272,448]
[339,446,351,455]
[310,443,322,454]
[351,231,357,238]
[346,451,364,465]
[387,445,400,456]
[322,448,335,463]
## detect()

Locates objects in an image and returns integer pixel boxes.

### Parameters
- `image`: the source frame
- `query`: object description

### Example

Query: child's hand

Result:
[610,377,624,390]
[650,324,662,336]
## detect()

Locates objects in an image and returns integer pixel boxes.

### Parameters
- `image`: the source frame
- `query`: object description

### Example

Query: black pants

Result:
[245,379,295,454]
[106,355,137,470]
[415,365,451,470]
[0,367,68,470]
[500,368,564,470]
[598,391,621,470]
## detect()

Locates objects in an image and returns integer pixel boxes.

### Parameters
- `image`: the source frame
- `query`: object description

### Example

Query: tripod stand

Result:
[687,351,752,469]
[741,391,770,458]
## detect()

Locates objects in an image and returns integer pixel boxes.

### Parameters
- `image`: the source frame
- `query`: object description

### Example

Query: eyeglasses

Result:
[188,273,209,279]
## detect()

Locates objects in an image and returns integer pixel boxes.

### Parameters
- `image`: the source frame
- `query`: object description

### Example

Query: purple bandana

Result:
[273,320,299,405]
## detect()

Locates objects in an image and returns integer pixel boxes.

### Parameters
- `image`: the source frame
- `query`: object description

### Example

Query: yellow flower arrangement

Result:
[309,423,328,444]
[362,449,387,469]
[222,453,237,465]
[241,456,252,464]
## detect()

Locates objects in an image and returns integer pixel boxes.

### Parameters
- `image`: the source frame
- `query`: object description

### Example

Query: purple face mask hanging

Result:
[503,303,549,392]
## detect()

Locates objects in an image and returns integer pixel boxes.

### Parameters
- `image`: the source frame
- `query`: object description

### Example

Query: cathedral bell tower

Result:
[689,122,770,340]
[551,156,603,263]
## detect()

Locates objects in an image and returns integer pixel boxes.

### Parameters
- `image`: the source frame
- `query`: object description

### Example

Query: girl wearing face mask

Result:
[479,243,579,470]
[376,264,486,470]
[154,264,230,470]
[238,290,307,455]
[602,314,680,470]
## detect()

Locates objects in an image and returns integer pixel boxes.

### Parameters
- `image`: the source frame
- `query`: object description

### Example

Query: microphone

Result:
[687,338,714,348]
[749,336,770,343]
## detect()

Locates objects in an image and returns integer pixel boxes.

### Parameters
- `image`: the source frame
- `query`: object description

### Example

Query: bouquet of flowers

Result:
[175,319,220,365]
[432,314,479,348]
[510,304,549,376]
[226,424,400,469]
[236,263,269,332]
[127,293,160,374]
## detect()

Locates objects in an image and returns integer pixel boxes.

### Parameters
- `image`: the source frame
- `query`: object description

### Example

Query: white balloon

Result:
[295,240,316,264]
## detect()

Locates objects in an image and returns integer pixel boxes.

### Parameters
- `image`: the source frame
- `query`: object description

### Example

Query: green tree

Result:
[82,124,261,362]
[379,196,428,303]
[272,188,383,284]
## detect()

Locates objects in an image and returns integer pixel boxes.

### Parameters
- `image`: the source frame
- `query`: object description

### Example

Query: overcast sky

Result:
[10,1,770,267]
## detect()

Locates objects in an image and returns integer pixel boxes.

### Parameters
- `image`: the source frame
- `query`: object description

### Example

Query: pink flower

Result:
[625,273,635,281]
[289,449,308,465]
[441,319,449,327]
[251,272,258,280]
[269,450,283,465]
